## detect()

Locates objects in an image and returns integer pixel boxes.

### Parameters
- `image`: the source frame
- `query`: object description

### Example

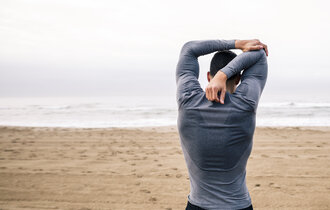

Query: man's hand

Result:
[205,71,227,104]
[205,39,268,104]
[235,39,268,56]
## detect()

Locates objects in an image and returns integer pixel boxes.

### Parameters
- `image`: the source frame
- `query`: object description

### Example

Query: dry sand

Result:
[0,126,329,210]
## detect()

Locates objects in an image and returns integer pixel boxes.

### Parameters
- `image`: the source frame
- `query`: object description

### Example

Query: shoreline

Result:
[1,125,330,131]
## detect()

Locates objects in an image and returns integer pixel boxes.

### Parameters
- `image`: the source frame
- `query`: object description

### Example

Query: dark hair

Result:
[210,50,240,80]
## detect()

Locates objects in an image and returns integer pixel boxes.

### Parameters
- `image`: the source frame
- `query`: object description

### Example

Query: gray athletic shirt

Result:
[176,40,268,210]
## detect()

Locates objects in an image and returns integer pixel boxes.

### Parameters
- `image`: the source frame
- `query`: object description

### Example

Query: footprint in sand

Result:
[149,197,157,202]
[29,153,37,158]
[269,183,281,189]
[11,138,20,143]
[78,150,87,154]
[289,154,298,158]
[317,155,328,158]
[140,189,151,193]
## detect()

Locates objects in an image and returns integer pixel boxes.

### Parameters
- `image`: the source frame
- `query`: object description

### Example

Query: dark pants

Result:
[185,200,253,210]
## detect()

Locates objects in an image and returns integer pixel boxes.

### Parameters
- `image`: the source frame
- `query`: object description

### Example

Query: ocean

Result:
[0,96,329,128]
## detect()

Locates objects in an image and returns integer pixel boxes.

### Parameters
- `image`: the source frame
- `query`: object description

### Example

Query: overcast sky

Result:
[1,0,329,100]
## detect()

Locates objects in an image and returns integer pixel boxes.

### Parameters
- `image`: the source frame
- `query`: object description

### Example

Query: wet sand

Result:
[0,126,329,209]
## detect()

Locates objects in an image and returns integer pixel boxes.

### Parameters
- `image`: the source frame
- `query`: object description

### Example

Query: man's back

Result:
[176,39,268,210]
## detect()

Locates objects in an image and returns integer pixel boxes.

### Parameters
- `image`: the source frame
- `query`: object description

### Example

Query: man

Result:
[176,39,268,210]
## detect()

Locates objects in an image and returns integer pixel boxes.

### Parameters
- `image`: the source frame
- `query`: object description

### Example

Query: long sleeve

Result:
[176,40,236,107]
[222,49,268,111]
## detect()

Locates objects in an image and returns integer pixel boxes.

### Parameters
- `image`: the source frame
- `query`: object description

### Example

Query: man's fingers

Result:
[249,45,263,51]
[205,87,210,100]
[212,87,220,102]
[205,86,223,103]
[261,43,268,56]
[206,87,214,101]
[220,89,226,104]
[250,43,268,55]
[210,88,215,101]
[257,41,268,56]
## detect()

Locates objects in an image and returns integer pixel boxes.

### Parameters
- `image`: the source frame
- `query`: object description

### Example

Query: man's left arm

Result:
[176,39,236,107]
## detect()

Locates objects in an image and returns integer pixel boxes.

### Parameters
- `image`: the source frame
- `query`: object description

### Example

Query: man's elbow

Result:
[180,41,197,56]
[259,49,267,60]
[254,49,267,65]
[182,41,195,49]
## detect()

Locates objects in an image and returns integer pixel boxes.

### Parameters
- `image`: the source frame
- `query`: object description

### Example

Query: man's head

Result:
[207,50,241,93]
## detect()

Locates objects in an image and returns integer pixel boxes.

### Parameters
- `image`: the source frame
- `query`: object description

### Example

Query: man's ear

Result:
[207,72,212,82]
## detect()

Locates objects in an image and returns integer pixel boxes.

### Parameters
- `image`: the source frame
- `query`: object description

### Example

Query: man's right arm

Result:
[222,48,268,111]
[206,39,268,110]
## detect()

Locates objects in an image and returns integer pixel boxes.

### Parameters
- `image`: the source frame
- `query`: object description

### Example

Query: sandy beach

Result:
[0,126,329,210]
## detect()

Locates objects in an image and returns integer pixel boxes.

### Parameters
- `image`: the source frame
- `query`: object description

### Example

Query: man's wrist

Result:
[235,40,242,50]
[215,71,228,81]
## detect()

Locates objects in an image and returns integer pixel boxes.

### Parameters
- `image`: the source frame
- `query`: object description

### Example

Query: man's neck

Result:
[226,85,235,94]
